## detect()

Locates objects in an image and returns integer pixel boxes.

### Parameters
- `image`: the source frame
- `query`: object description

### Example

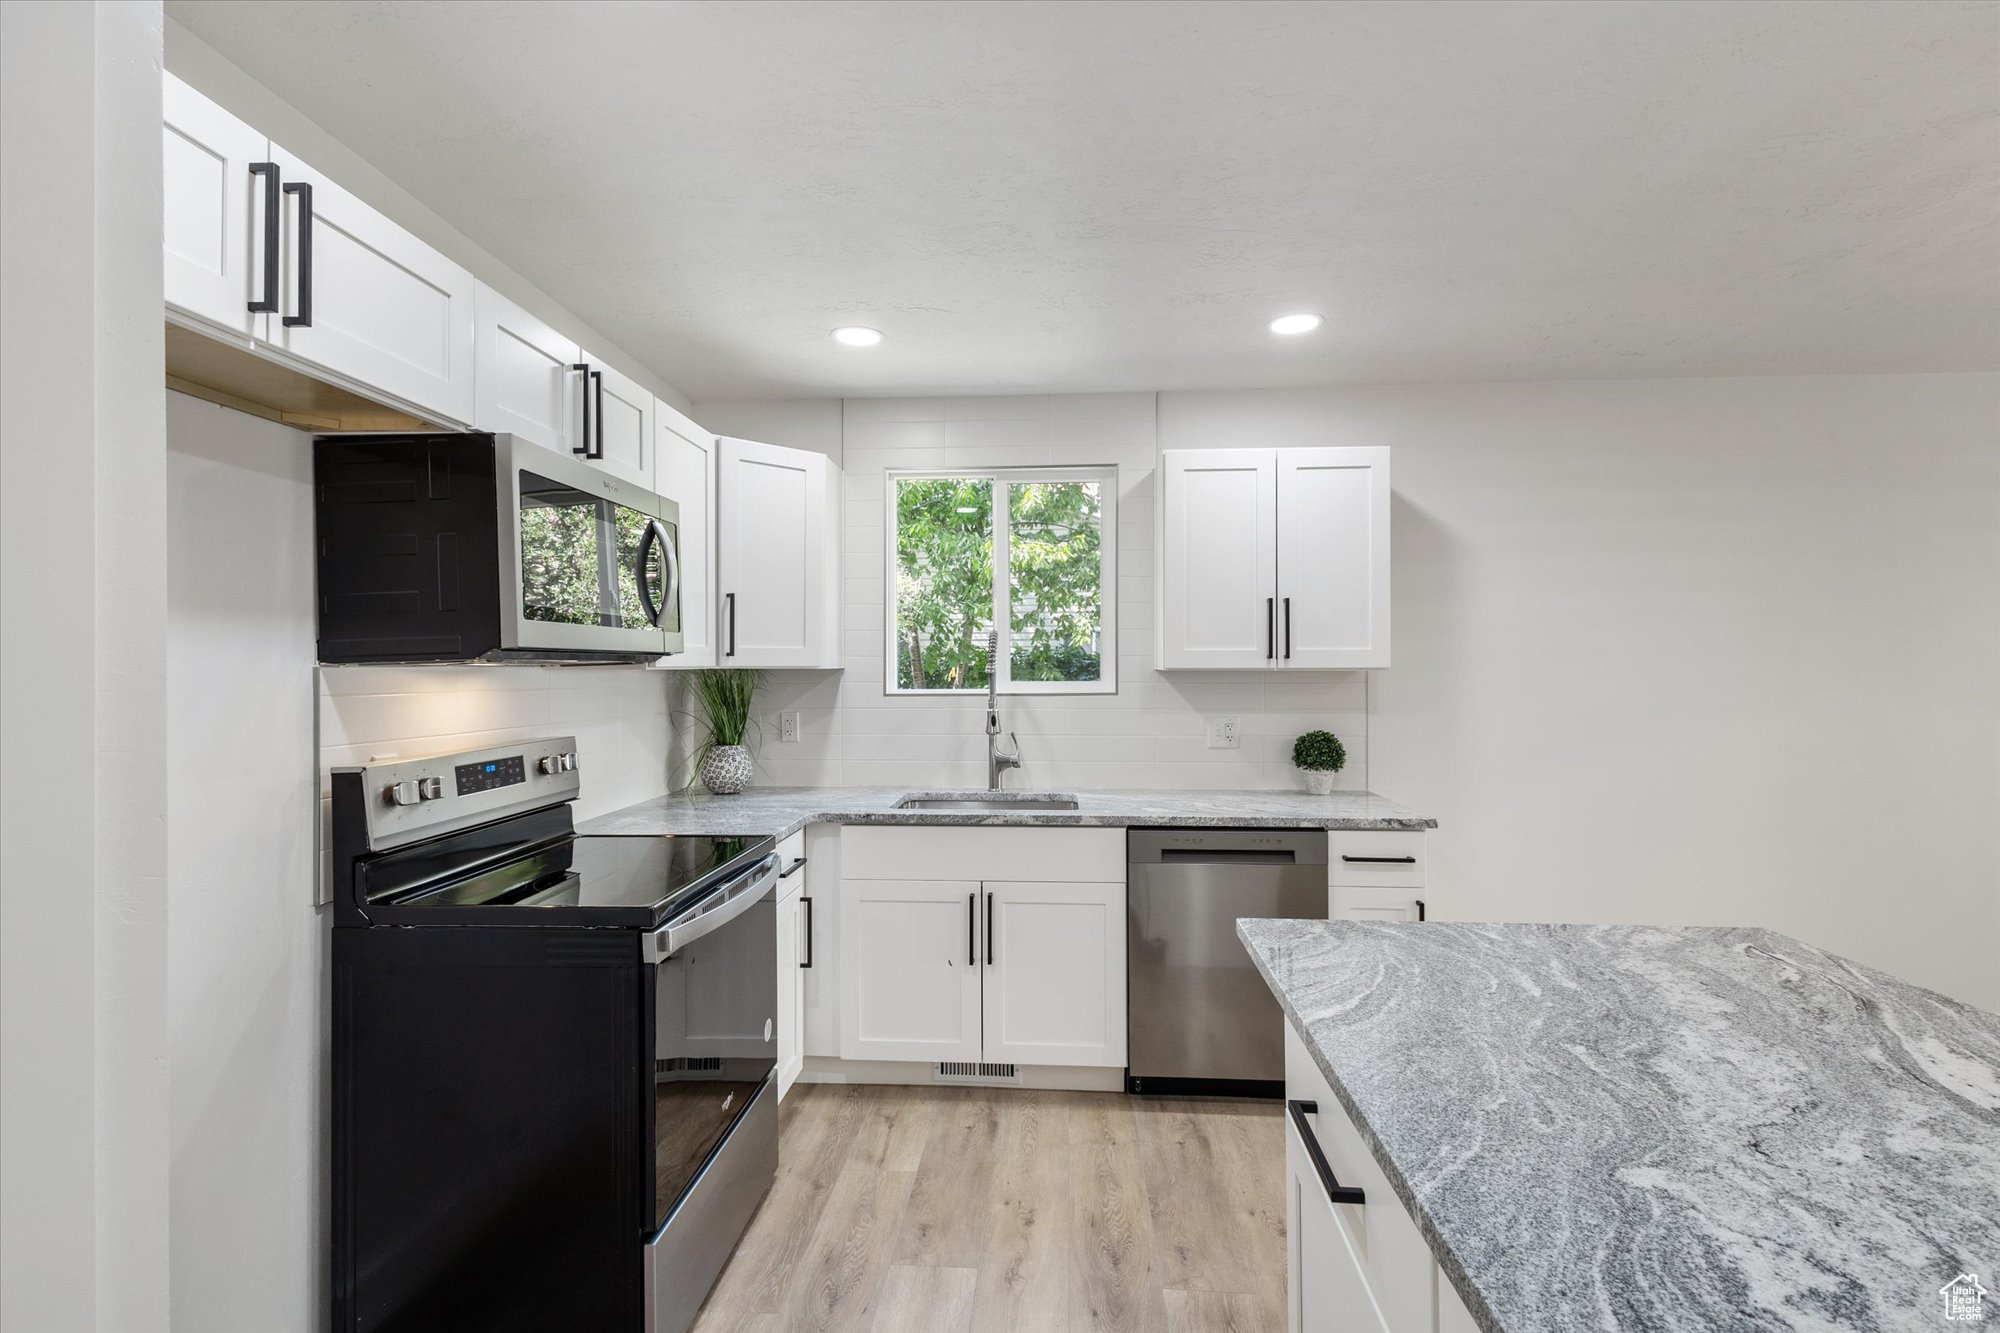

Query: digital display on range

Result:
[454,755,526,795]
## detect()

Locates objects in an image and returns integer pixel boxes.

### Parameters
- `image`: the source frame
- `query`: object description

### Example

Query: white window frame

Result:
[884,466,1119,696]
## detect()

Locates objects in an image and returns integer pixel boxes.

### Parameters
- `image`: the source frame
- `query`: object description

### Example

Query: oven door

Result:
[494,435,676,657]
[644,853,778,1333]
[645,854,778,1232]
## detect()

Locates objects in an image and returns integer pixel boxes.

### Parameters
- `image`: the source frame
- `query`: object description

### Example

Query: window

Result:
[886,468,1117,694]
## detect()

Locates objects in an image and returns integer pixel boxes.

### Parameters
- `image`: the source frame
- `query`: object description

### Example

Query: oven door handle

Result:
[644,854,779,962]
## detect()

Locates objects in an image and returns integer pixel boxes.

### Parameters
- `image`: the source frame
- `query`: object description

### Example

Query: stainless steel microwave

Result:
[315,432,683,663]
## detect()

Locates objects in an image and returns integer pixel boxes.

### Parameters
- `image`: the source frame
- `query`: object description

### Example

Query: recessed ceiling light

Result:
[1268,313,1323,336]
[832,326,883,347]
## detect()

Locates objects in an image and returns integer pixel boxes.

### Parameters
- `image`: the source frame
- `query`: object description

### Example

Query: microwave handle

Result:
[636,517,677,630]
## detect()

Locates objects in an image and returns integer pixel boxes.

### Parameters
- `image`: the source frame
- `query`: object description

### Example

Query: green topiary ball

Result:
[1292,729,1347,772]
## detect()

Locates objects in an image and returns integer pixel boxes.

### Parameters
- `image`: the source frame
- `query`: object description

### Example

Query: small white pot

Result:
[1299,768,1338,796]
[698,744,753,795]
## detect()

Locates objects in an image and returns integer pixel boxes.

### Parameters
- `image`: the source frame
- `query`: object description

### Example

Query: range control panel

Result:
[339,736,580,852]
[455,754,528,795]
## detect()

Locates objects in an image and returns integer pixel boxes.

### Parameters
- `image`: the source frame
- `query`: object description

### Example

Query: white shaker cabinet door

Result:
[1159,449,1279,669]
[654,403,716,665]
[163,73,272,340]
[981,881,1125,1067]
[577,356,654,490]
[717,437,838,668]
[838,879,982,1064]
[264,144,478,426]
[1277,447,1391,669]
[1288,1107,1392,1333]
[473,283,579,452]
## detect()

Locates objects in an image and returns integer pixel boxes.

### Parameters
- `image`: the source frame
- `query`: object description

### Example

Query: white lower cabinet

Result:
[837,828,1126,1070]
[981,881,1125,1066]
[1286,1022,1472,1333]
[840,879,985,1063]
[1328,830,1428,922]
[774,830,809,1100]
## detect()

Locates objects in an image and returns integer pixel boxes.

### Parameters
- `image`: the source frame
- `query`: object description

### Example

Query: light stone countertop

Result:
[580,785,1437,840]
[1237,918,2000,1333]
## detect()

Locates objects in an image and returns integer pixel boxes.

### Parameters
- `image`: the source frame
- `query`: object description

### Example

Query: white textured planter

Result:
[698,744,753,795]
[1299,768,1338,796]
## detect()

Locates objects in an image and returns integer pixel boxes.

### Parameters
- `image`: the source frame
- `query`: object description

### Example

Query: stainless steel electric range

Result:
[329,737,777,1333]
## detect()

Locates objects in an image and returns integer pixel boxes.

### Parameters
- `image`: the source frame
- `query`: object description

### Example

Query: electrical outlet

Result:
[779,711,801,744]
[1207,717,1241,750]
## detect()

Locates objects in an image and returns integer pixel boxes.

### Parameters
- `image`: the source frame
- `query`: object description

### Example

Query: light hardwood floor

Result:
[692,1083,1286,1333]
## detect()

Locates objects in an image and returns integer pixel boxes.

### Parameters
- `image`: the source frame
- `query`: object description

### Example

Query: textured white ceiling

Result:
[167,0,1999,398]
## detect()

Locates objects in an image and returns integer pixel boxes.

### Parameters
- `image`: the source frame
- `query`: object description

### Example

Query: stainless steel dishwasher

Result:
[1126,829,1328,1096]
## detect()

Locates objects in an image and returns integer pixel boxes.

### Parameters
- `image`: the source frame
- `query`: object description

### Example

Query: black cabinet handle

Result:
[779,856,808,880]
[281,180,312,327]
[1341,855,1417,864]
[248,162,280,313]
[1266,597,1275,660]
[570,363,592,455]
[800,895,813,968]
[724,593,737,657]
[1284,596,1292,660]
[1288,1101,1366,1205]
[591,369,605,459]
[985,891,994,966]
[967,892,976,966]
[1416,899,1426,922]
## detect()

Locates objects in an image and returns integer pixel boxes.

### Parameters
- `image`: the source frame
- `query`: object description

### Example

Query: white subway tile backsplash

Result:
[842,419,947,452]
[945,395,1053,420]
[315,665,673,866]
[844,397,950,424]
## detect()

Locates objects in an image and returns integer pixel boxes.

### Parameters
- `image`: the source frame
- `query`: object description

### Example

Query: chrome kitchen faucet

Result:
[986,631,1022,790]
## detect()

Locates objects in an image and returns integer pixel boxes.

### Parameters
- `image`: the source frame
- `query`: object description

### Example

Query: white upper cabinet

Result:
[716,437,842,668]
[473,283,578,452]
[578,355,654,489]
[1159,447,1391,670]
[1159,449,1279,669]
[264,144,478,425]
[1277,448,1391,668]
[163,73,273,340]
[654,402,717,665]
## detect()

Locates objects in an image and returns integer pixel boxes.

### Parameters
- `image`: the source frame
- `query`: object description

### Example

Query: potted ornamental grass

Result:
[1292,729,1347,796]
[682,669,760,795]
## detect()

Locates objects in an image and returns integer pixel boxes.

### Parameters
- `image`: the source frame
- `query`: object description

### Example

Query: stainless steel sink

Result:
[896,794,1081,813]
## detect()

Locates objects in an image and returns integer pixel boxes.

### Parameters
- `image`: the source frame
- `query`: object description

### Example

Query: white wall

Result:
[165,393,320,1333]
[1161,374,2000,1011]
[164,392,675,1329]
[692,393,1375,791]
[2,2,170,1327]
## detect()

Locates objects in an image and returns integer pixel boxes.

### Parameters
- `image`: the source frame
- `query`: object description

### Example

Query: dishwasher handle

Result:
[1157,848,1298,865]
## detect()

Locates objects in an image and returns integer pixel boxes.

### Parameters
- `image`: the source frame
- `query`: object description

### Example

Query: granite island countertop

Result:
[1236,919,2000,1333]
[580,785,1436,840]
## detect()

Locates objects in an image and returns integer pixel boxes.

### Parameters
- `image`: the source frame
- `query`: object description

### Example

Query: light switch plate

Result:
[1207,717,1241,749]
[779,711,801,743]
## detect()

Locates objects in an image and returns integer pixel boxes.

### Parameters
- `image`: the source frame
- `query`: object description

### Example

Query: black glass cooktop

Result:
[360,832,776,928]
